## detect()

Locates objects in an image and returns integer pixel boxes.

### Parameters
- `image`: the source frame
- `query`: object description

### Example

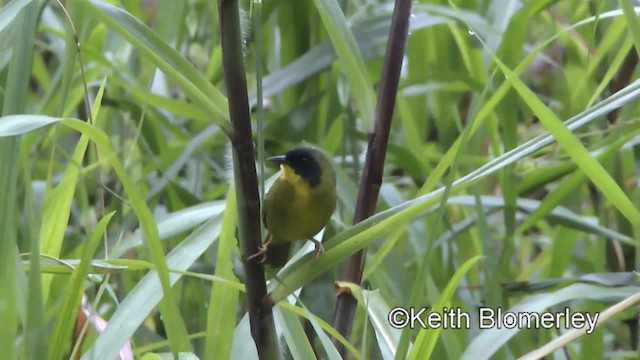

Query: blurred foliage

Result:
[2,0,640,359]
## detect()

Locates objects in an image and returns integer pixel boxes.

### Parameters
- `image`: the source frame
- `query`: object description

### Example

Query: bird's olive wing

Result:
[262,177,295,232]
[262,203,268,230]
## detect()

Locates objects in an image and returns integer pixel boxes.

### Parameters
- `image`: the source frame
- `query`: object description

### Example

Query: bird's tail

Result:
[265,242,291,268]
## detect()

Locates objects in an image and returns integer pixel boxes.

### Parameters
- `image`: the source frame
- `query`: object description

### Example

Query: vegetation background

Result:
[2,0,640,359]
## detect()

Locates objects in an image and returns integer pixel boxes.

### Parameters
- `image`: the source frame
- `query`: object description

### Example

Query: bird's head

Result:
[268,147,335,188]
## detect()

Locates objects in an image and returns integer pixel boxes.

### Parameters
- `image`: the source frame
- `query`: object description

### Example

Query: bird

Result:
[248,147,337,268]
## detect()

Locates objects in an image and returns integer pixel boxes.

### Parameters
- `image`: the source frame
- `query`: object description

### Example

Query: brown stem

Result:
[607,49,638,124]
[332,0,413,355]
[218,0,279,358]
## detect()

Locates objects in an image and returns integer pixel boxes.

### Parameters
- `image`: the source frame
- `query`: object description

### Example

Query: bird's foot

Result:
[309,238,325,260]
[247,239,271,263]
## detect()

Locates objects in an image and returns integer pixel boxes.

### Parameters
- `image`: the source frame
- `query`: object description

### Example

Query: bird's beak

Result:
[267,155,289,165]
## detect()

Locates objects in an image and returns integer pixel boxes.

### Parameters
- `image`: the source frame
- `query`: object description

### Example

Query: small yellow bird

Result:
[249,147,337,267]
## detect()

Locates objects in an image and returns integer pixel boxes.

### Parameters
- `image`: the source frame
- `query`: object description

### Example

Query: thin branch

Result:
[332,0,413,354]
[218,0,279,358]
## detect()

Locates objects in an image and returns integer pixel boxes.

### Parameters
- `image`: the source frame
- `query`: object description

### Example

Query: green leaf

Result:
[409,256,483,359]
[86,0,229,123]
[204,186,239,360]
[0,114,60,137]
[49,212,116,360]
[65,118,193,352]
[487,41,640,229]
[81,216,223,360]
[461,284,639,359]
[311,0,375,126]
[0,0,32,34]
[275,306,318,360]
[360,289,410,360]
[40,79,106,304]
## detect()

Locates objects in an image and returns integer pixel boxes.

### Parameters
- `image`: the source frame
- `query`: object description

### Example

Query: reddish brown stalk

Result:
[332,0,413,355]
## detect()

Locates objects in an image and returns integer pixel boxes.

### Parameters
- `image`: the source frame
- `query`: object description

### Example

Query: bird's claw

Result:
[311,239,325,260]
[247,244,269,263]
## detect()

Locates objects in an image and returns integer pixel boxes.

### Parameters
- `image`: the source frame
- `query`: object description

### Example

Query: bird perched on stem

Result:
[249,147,337,268]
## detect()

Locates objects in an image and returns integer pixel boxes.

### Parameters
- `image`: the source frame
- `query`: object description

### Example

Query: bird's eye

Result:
[302,157,308,162]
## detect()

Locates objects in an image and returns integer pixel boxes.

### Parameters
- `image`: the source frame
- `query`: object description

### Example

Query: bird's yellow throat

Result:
[280,164,311,197]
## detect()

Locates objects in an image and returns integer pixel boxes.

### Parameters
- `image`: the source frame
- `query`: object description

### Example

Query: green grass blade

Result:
[1,2,39,358]
[59,119,193,352]
[487,46,640,228]
[204,186,239,360]
[280,302,348,360]
[311,0,375,125]
[111,201,225,258]
[362,289,408,360]
[0,0,32,33]
[85,0,229,123]
[81,216,223,359]
[0,114,60,136]
[39,109,94,306]
[409,256,483,359]
[619,0,640,57]
[275,306,318,360]
[49,212,116,360]
[461,284,638,359]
